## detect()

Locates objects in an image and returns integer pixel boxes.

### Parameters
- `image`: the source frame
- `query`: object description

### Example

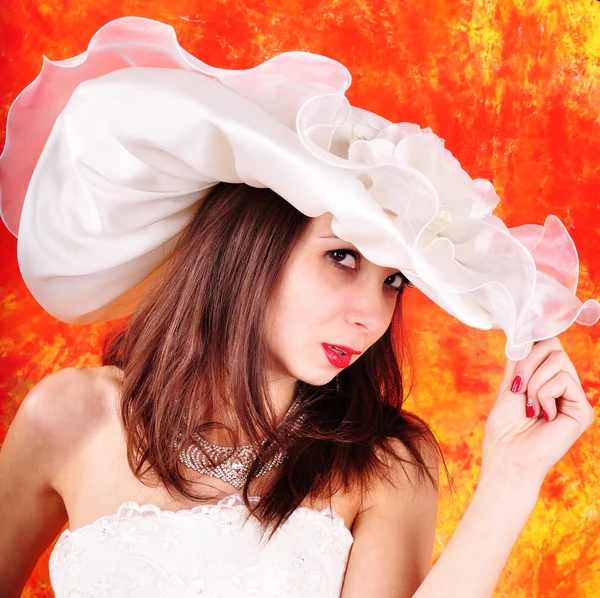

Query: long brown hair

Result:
[103,181,450,541]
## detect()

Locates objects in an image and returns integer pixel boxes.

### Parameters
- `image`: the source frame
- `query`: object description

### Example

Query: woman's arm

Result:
[413,472,540,597]
[341,454,539,598]
[0,368,87,596]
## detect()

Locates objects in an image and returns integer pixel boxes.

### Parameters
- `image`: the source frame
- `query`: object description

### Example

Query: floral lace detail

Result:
[49,493,353,597]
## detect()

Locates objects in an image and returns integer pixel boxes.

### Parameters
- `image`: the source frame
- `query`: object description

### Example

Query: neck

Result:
[268,372,302,420]
[204,374,302,446]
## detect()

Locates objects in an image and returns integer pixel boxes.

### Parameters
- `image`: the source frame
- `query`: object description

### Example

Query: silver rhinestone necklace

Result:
[177,389,306,490]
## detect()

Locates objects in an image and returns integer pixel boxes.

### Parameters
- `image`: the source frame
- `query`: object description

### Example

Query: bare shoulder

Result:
[340,436,440,598]
[363,435,441,511]
[11,365,122,486]
[18,366,118,428]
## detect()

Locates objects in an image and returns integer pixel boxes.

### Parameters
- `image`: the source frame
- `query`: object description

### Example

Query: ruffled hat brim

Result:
[0,16,598,360]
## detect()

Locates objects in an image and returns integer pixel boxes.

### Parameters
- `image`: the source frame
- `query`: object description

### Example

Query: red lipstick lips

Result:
[321,343,362,368]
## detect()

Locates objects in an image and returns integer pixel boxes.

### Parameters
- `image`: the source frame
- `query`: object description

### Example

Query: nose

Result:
[343,278,393,333]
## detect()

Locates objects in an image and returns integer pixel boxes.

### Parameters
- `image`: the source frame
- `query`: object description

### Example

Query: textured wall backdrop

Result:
[1,1,599,596]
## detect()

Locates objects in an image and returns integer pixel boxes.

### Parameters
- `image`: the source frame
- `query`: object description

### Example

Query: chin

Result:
[279,353,340,388]
[295,369,338,388]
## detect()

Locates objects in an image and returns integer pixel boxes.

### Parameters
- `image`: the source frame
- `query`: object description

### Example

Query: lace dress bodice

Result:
[49,493,354,597]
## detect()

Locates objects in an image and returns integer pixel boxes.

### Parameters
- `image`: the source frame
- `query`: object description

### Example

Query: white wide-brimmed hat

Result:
[0,16,598,360]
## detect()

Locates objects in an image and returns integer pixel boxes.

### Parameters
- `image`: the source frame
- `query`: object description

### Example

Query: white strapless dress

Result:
[49,493,354,597]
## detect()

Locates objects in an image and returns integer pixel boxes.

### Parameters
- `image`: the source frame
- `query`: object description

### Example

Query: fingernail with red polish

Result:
[526,402,535,418]
[511,375,523,393]
[543,410,549,421]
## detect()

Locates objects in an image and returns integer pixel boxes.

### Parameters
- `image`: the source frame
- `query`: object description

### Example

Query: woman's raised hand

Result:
[481,337,595,489]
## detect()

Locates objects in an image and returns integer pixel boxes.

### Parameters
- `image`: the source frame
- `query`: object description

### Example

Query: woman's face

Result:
[265,212,406,388]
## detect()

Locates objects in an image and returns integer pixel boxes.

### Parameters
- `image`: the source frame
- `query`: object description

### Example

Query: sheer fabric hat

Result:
[1,16,598,360]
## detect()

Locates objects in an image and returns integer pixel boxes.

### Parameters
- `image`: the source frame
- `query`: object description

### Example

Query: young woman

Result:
[0,16,598,598]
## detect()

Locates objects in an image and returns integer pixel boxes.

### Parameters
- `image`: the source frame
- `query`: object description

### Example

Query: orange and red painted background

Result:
[1,1,599,596]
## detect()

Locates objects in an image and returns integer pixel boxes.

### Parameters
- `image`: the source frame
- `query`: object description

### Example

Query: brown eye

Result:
[387,273,415,290]
[327,250,358,270]
[387,273,404,290]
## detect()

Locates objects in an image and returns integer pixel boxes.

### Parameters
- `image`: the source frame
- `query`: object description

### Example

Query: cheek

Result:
[385,297,398,323]
[283,270,338,322]
[270,268,336,341]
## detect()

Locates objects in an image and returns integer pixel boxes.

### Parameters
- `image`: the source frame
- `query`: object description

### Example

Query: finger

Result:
[536,371,593,430]
[504,337,563,396]
[500,357,519,392]
[525,349,582,418]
